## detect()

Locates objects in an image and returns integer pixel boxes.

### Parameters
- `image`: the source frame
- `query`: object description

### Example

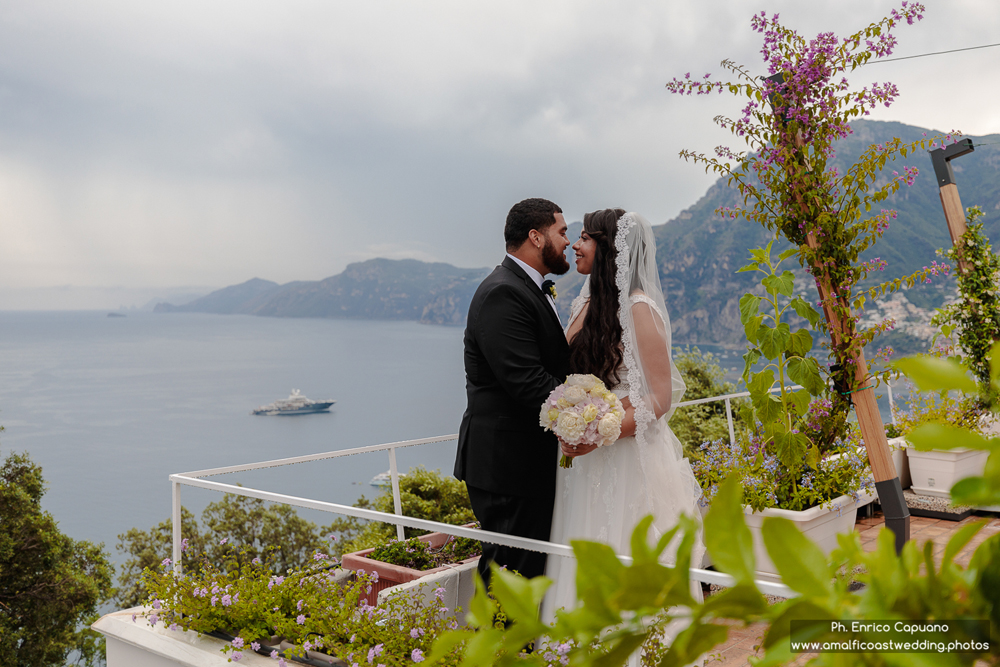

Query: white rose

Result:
[568,374,599,391]
[563,385,588,405]
[597,412,622,445]
[582,403,598,422]
[555,411,587,442]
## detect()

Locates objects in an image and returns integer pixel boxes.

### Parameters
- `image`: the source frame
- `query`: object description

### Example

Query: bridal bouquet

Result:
[539,374,625,468]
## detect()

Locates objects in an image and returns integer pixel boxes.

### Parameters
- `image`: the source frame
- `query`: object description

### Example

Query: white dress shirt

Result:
[506,253,560,320]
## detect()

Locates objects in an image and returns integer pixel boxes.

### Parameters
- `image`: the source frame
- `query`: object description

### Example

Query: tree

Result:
[115,491,330,609]
[0,445,113,667]
[668,346,745,456]
[328,466,476,556]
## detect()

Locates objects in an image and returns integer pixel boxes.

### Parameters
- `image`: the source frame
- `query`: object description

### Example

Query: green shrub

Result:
[669,346,746,457]
[330,466,475,556]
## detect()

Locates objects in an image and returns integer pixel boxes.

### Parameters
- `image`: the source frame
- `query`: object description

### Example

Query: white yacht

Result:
[251,389,336,416]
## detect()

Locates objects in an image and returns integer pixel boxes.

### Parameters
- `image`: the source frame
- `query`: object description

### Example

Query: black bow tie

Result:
[541,279,556,298]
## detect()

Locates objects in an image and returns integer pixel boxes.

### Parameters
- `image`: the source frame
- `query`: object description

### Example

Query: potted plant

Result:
[94,544,463,666]
[694,422,875,580]
[340,527,481,606]
[891,380,987,498]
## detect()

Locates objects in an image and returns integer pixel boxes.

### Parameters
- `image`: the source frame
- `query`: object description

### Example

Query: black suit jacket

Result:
[454,257,570,498]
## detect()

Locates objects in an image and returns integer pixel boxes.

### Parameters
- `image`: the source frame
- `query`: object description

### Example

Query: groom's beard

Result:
[541,238,570,275]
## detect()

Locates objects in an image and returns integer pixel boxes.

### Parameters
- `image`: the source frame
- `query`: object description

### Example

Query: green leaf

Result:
[736,262,760,273]
[774,431,810,472]
[571,540,626,625]
[465,575,495,628]
[788,389,811,416]
[907,423,994,452]
[748,368,775,396]
[786,357,825,395]
[942,520,987,569]
[895,355,977,393]
[628,515,657,565]
[699,583,767,618]
[990,341,1000,381]
[593,633,650,667]
[739,293,762,325]
[950,475,1000,507]
[762,270,796,297]
[489,567,547,636]
[457,627,505,666]
[759,322,791,359]
[664,622,730,666]
[761,517,832,598]
[790,297,821,327]
[704,475,755,584]
[787,329,813,357]
[755,393,784,425]
[742,349,761,383]
[425,630,472,666]
[778,247,798,262]
[745,315,763,344]
[762,599,835,650]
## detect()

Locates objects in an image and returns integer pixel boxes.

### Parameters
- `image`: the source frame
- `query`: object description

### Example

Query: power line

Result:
[867,42,1000,64]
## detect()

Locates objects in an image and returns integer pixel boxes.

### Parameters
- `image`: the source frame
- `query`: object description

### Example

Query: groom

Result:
[455,198,571,584]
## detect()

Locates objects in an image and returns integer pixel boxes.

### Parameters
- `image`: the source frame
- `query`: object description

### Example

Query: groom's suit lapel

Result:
[500,257,563,330]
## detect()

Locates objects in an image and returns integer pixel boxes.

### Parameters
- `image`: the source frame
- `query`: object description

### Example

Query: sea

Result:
[0,311,471,565]
[0,310,895,571]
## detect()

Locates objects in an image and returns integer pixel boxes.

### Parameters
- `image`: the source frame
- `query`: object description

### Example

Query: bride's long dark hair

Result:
[568,208,626,388]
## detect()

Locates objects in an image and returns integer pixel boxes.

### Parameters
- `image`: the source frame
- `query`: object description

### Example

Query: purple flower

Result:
[296,614,306,625]
[297,599,304,611]
[221,594,232,606]
[232,637,244,649]
[219,537,228,545]
[411,649,425,663]
[270,650,279,660]
[181,537,189,551]
[161,558,171,568]
[232,654,242,662]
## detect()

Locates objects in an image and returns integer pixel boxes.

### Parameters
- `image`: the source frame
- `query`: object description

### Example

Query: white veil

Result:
[568,211,703,553]
[552,212,705,663]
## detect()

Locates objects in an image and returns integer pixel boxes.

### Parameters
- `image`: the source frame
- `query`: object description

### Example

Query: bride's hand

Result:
[560,438,598,458]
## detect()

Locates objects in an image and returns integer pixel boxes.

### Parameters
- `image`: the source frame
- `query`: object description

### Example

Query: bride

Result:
[542,209,706,640]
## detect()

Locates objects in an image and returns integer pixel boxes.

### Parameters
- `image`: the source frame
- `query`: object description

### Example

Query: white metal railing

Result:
[169,431,798,598]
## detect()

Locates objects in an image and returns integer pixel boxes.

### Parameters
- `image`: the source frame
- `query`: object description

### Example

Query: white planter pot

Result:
[744,489,876,583]
[93,608,277,667]
[698,490,875,580]
[93,561,476,666]
[905,446,988,498]
[887,436,911,490]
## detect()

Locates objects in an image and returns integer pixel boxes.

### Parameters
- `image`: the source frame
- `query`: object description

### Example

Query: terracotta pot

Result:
[340,525,479,606]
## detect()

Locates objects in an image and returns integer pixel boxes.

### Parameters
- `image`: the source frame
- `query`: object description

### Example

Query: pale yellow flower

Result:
[563,385,588,405]
[582,404,598,422]
[597,412,622,445]
[556,411,587,442]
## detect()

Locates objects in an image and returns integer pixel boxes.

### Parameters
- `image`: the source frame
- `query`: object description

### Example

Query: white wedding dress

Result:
[542,214,705,665]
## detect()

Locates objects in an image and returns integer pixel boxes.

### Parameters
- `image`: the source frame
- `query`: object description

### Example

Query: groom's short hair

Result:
[505,198,563,251]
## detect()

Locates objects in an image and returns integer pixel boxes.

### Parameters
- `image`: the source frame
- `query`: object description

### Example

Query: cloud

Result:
[1,0,998,307]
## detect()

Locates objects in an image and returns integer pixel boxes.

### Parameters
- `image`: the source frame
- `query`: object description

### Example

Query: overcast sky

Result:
[1,0,998,308]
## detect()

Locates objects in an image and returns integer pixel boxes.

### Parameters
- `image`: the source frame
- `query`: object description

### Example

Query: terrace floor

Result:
[703,509,1000,666]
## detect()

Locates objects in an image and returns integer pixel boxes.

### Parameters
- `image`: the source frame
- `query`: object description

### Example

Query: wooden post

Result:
[766,73,909,550]
[806,233,909,551]
[930,139,975,272]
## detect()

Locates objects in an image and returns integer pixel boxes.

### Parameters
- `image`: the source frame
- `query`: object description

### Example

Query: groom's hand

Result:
[560,438,598,458]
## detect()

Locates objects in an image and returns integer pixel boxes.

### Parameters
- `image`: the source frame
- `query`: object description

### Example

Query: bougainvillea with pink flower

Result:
[667,3,954,445]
